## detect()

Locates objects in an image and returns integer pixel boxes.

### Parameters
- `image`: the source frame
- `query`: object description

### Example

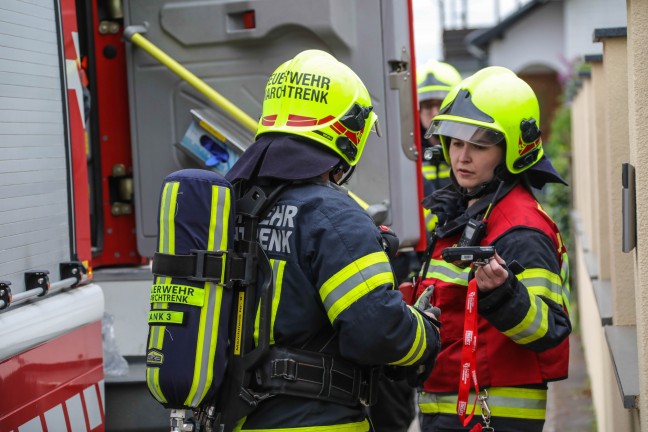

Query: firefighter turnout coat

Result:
[416,184,571,421]
[239,179,440,432]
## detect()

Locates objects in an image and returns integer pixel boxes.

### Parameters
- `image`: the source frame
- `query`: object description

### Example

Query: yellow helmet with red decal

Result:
[426,66,543,174]
[256,50,378,166]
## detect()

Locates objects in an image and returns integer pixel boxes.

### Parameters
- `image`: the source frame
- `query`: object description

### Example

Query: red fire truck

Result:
[0,0,425,430]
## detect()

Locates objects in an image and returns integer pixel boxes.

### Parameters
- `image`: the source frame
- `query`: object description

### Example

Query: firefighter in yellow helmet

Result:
[393,61,463,283]
[406,66,571,432]
[225,49,441,432]
[417,60,462,198]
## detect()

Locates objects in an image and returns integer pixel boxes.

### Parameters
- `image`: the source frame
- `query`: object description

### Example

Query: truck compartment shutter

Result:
[123,0,422,257]
[0,0,73,293]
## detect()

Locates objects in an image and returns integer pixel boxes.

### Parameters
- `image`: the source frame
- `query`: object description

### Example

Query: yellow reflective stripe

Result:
[486,388,547,419]
[153,308,167,349]
[561,253,571,315]
[167,182,180,254]
[185,282,226,406]
[532,204,572,315]
[422,165,451,180]
[503,294,549,344]
[185,184,229,407]
[186,289,211,405]
[238,419,369,432]
[150,284,205,306]
[158,184,168,252]
[425,260,470,286]
[327,271,393,323]
[418,395,455,415]
[422,165,437,180]
[148,310,184,324]
[158,181,179,255]
[320,252,390,297]
[254,297,261,346]
[233,292,245,355]
[518,268,563,305]
[390,305,427,366]
[320,252,394,323]
[348,190,370,210]
[424,208,438,232]
[211,184,232,251]
[418,387,547,419]
[536,202,552,220]
[149,182,179,354]
[270,260,285,345]
[146,367,168,404]
[148,277,170,350]
[254,259,286,346]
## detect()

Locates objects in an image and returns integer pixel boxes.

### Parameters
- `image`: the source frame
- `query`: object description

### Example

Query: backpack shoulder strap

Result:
[234,180,290,239]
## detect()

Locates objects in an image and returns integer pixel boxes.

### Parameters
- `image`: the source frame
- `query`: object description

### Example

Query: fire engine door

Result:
[0,0,74,292]
[123,0,422,257]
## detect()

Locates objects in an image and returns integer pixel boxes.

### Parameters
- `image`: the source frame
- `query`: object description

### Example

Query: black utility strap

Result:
[270,357,356,396]
[152,251,246,282]
[257,346,378,407]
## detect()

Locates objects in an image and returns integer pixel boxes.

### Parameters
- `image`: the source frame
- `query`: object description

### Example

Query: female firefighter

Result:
[412,66,572,432]
[371,60,464,432]
[224,49,441,432]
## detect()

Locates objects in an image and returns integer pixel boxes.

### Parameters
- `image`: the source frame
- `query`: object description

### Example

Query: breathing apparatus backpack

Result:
[145,168,285,431]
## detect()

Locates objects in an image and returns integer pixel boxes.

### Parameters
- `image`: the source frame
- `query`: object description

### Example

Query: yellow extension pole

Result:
[126,31,258,133]
[347,190,370,210]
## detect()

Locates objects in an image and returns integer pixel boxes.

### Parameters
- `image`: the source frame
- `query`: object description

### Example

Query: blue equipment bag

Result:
[146,169,235,408]
[145,169,383,430]
[146,169,285,432]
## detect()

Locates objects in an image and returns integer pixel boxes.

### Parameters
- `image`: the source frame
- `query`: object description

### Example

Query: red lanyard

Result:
[457,278,481,428]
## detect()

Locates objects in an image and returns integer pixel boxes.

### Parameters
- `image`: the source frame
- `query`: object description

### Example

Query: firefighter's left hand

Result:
[474,252,508,292]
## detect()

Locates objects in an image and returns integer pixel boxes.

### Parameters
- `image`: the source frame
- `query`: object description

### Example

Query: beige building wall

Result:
[627,0,648,429]
[573,243,613,431]
[589,62,608,280]
[601,37,635,325]
[571,0,648,429]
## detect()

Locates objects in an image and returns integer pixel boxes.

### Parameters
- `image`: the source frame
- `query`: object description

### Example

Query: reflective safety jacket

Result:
[422,160,451,197]
[421,161,451,233]
[239,180,439,432]
[416,184,571,419]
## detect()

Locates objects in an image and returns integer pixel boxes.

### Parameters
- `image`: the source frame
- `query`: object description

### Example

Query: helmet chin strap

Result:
[451,162,511,200]
[329,161,354,185]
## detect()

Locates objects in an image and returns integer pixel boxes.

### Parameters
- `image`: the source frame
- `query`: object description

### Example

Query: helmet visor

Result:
[425,120,504,147]
[418,90,449,103]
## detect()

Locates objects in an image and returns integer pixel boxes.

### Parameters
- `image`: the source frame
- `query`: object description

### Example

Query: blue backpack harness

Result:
[145,169,378,432]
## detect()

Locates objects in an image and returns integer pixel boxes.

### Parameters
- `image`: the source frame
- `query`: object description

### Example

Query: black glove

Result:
[415,285,442,321]
[378,225,399,261]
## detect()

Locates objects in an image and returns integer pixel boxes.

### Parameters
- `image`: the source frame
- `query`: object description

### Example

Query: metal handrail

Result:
[0,275,88,311]
[123,25,258,132]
